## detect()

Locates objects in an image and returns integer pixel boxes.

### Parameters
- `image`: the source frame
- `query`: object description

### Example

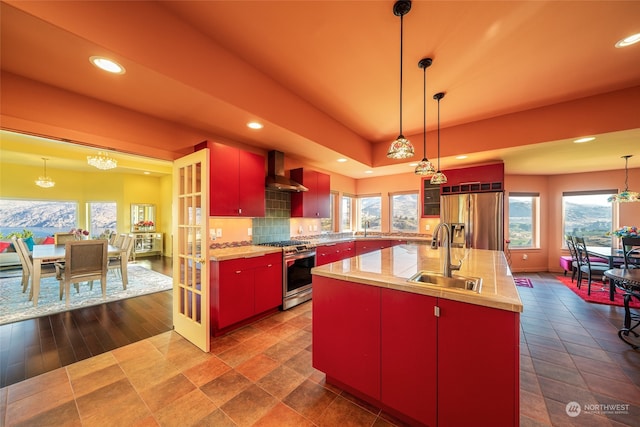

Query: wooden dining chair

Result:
[55,240,108,306]
[108,234,134,289]
[11,236,58,298]
[54,232,75,245]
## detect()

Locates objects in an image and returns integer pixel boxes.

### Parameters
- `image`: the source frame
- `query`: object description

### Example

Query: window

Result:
[341,195,353,231]
[321,192,336,232]
[508,193,539,248]
[358,195,381,231]
[562,190,615,246]
[88,202,117,239]
[390,192,418,233]
[0,199,78,238]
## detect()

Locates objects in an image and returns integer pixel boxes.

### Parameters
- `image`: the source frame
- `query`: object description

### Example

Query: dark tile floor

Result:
[1,270,639,426]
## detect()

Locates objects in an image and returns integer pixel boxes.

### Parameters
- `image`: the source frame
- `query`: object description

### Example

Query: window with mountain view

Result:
[562,191,614,246]
[341,195,353,231]
[391,192,418,233]
[0,199,78,238]
[88,202,117,238]
[358,195,381,232]
[508,193,539,248]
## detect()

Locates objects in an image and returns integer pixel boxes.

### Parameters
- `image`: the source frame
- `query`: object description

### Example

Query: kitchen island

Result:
[311,244,523,427]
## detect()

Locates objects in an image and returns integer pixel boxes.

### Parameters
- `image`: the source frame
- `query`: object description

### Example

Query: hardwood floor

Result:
[0,256,173,388]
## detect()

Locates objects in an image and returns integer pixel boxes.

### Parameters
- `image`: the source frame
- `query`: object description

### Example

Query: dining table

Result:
[603,268,640,349]
[31,243,126,307]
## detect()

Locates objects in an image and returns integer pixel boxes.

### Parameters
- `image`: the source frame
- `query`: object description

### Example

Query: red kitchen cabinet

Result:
[316,241,355,266]
[381,289,437,426]
[313,275,520,426]
[355,239,391,255]
[196,141,265,217]
[290,168,330,218]
[312,276,381,399]
[211,252,282,332]
[437,298,519,426]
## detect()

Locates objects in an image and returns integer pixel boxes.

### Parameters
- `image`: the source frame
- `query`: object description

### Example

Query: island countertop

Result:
[311,244,523,313]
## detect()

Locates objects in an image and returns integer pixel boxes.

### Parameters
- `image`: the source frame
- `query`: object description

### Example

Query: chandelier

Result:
[608,155,639,203]
[35,158,55,188]
[87,151,118,170]
[386,0,414,159]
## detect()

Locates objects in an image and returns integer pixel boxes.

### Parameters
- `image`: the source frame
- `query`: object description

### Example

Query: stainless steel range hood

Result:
[265,150,308,192]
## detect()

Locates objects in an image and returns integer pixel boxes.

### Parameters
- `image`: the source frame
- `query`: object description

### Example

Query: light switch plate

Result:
[216,228,222,238]
[247,228,252,236]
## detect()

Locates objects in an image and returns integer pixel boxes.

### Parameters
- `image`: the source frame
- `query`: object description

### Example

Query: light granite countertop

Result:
[311,244,523,313]
[209,245,282,261]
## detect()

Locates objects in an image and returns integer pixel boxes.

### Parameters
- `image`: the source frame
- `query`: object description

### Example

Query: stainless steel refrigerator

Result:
[440,192,504,251]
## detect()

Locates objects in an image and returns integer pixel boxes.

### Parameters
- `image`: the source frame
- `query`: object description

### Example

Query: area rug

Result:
[555,275,640,308]
[514,277,533,288]
[0,265,172,325]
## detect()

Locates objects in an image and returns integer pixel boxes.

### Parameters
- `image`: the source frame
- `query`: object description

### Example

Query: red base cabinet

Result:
[211,253,282,334]
[313,276,519,426]
[316,241,355,266]
[381,289,437,426]
[312,276,381,399]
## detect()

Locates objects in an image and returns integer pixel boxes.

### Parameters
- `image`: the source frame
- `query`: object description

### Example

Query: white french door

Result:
[172,149,210,352]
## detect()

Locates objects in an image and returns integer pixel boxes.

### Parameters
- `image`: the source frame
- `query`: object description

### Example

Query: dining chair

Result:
[11,236,58,298]
[574,236,610,295]
[112,233,126,249]
[622,237,640,269]
[108,234,134,289]
[55,240,108,306]
[54,232,75,245]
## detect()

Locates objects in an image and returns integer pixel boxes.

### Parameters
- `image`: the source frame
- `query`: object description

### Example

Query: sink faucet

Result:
[363,220,370,237]
[432,222,462,277]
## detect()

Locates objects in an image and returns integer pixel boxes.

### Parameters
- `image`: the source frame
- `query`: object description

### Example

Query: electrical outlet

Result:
[209,230,216,241]
[309,225,313,231]
[522,254,528,260]
[425,224,431,231]
[216,228,222,238]
[247,228,252,236]
[313,225,318,231]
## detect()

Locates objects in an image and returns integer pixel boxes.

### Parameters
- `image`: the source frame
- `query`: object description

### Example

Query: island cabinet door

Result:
[437,299,520,427]
[381,289,437,427]
[312,276,381,399]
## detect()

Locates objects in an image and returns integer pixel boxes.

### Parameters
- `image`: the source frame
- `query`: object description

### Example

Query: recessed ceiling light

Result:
[574,137,595,143]
[89,56,125,74]
[364,170,373,174]
[455,155,468,160]
[247,122,263,130]
[615,32,640,48]
[337,158,348,163]
[144,171,151,175]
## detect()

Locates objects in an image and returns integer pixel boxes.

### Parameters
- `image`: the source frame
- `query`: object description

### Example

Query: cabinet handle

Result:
[434,306,440,317]
[235,270,242,274]
[267,264,272,267]
[238,208,242,214]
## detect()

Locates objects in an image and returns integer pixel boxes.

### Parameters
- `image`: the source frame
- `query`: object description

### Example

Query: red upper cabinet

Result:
[196,141,265,217]
[290,168,330,218]
[440,162,504,194]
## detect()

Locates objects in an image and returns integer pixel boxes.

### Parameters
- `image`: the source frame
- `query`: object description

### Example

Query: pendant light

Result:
[608,155,639,202]
[35,157,55,188]
[430,92,447,184]
[386,0,414,159]
[415,58,436,176]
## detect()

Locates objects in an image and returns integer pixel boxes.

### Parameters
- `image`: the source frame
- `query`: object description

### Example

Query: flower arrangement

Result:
[70,228,90,240]
[136,220,154,229]
[608,226,638,239]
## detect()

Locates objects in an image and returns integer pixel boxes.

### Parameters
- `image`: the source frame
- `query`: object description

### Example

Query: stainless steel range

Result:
[259,240,316,310]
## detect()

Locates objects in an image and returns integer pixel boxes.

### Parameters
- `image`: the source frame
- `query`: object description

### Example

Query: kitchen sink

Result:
[407,271,482,293]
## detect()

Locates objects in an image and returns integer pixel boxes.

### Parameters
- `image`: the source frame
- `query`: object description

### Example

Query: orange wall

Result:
[506,167,640,273]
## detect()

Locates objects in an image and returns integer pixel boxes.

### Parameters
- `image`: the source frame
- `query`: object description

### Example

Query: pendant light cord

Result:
[399,13,404,137]
[422,63,426,157]
[436,97,441,171]
[625,155,629,191]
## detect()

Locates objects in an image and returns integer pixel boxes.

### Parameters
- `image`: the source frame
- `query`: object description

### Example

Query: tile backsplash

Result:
[251,189,291,244]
